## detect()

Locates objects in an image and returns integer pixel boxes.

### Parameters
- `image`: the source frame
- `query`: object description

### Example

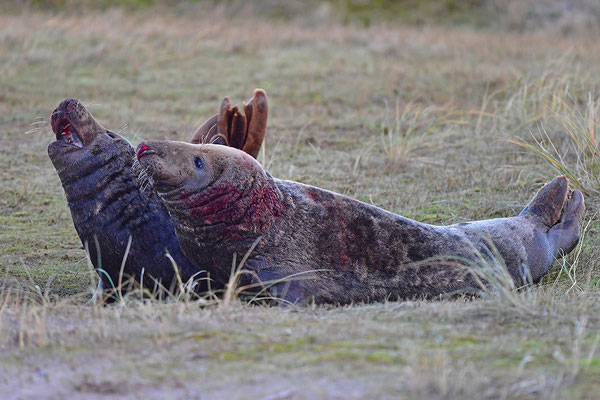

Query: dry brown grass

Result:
[1,6,600,399]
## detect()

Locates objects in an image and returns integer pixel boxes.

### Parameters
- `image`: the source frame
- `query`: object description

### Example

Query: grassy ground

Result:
[1,5,600,399]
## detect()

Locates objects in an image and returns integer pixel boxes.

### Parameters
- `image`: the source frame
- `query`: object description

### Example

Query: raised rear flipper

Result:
[548,189,585,257]
[191,113,220,145]
[520,175,585,261]
[519,176,569,227]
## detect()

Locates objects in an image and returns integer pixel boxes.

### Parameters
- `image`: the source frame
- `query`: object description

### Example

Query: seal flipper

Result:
[218,97,235,144]
[229,109,248,150]
[190,114,219,144]
[189,89,268,158]
[548,189,585,257]
[190,96,235,145]
[242,89,268,159]
[519,176,569,227]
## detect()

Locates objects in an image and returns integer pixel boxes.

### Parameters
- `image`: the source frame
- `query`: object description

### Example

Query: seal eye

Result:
[194,156,204,170]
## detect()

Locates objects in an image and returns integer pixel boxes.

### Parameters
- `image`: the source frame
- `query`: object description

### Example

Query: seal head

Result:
[48,99,132,183]
[51,98,105,149]
[137,141,285,285]
[137,141,284,238]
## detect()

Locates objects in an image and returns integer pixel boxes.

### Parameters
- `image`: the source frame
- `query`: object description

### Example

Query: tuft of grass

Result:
[510,93,600,196]
[502,58,587,129]
[379,99,470,168]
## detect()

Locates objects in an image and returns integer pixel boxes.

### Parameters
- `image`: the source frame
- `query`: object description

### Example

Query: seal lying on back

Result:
[137,141,585,304]
[47,90,268,294]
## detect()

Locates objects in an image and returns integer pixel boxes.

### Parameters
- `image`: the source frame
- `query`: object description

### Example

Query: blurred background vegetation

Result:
[2,0,600,397]
[4,0,600,34]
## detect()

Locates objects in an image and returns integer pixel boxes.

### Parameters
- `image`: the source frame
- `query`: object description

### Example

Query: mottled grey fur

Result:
[138,141,585,305]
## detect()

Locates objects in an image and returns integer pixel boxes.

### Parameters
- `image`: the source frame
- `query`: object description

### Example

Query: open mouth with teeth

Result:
[52,116,83,149]
[51,113,84,149]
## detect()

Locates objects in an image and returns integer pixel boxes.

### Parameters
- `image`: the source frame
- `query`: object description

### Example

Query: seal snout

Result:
[136,142,156,161]
[50,98,85,148]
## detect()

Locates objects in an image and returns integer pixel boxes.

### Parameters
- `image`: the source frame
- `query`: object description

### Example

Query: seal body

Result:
[137,141,585,305]
[234,180,576,304]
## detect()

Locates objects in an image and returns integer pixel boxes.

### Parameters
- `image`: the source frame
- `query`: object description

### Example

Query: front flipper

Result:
[189,89,269,159]
[241,89,268,158]
[190,113,220,145]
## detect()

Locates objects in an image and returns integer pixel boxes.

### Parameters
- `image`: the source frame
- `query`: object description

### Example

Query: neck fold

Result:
[165,172,286,242]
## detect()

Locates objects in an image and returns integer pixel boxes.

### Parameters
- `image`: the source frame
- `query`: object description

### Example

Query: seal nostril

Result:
[66,99,77,111]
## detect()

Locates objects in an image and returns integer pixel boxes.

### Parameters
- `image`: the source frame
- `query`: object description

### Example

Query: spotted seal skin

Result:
[137,141,585,305]
[47,94,268,293]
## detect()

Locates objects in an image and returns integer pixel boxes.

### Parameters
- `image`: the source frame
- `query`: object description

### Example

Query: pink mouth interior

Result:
[51,113,83,148]
[137,144,156,160]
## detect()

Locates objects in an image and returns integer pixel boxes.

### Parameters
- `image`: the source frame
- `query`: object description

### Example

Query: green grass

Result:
[11,0,600,33]
[1,5,600,399]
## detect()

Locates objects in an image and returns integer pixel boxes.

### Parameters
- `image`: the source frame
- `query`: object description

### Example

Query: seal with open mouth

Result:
[137,141,585,305]
[48,91,268,295]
